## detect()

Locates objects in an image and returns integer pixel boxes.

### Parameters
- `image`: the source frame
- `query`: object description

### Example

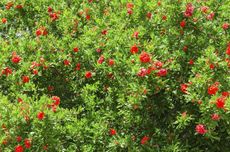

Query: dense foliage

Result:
[0,0,230,151]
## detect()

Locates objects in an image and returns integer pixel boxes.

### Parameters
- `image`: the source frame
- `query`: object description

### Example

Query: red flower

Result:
[101,29,108,35]
[96,48,102,53]
[37,112,45,120]
[157,69,167,77]
[222,92,229,97]
[43,144,48,151]
[47,85,54,91]
[157,1,161,6]
[132,31,139,39]
[32,69,38,75]
[200,6,209,13]
[110,128,116,136]
[140,136,150,145]
[137,68,147,77]
[183,46,188,51]
[180,20,186,28]
[36,29,42,36]
[18,98,23,103]
[162,15,167,21]
[139,51,151,63]
[195,124,207,135]
[15,145,24,152]
[180,84,188,94]
[73,47,79,52]
[42,29,48,36]
[2,18,7,24]
[130,44,139,54]
[22,76,30,83]
[75,63,81,71]
[12,55,21,64]
[189,59,194,65]
[155,61,163,69]
[210,63,215,70]
[16,136,22,142]
[52,96,60,106]
[1,67,12,76]
[222,23,229,30]
[24,139,31,149]
[2,139,8,145]
[108,59,115,66]
[146,67,152,75]
[184,3,194,17]
[211,113,220,121]
[52,105,57,112]
[49,12,59,21]
[127,8,133,15]
[86,14,91,20]
[207,12,215,20]
[208,84,219,95]
[48,6,52,13]
[5,2,14,10]
[64,59,70,66]
[216,97,225,109]
[85,71,92,78]
[226,44,230,56]
[98,55,105,64]
[15,5,23,9]
[146,12,152,19]
[126,3,134,9]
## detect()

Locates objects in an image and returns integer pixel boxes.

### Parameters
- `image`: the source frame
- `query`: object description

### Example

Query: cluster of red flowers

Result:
[47,96,61,113]
[5,2,23,10]
[208,82,219,95]
[180,83,188,94]
[63,59,71,66]
[137,59,168,77]
[98,55,105,64]
[1,67,12,76]
[222,23,229,30]
[180,20,186,28]
[109,128,116,136]
[215,93,228,109]
[73,47,79,53]
[157,69,167,77]
[22,76,30,83]
[109,128,150,145]
[226,44,230,56]
[126,3,134,15]
[130,44,139,54]
[48,6,59,21]
[140,136,150,145]
[11,52,21,64]
[14,138,31,152]
[206,12,215,20]
[2,18,7,24]
[137,68,150,77]
[139,52,151,63]
[37,112,45,120]
[184,3,195,17]
[36,27,48,37]
[195,124,207,135]
[85,71,92,78]
[132,31,139,39]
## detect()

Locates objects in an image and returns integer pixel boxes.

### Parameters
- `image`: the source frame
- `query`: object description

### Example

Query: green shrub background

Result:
[0,0,229,151]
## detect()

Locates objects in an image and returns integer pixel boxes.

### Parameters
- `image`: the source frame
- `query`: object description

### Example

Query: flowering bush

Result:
[0,0,230,151]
